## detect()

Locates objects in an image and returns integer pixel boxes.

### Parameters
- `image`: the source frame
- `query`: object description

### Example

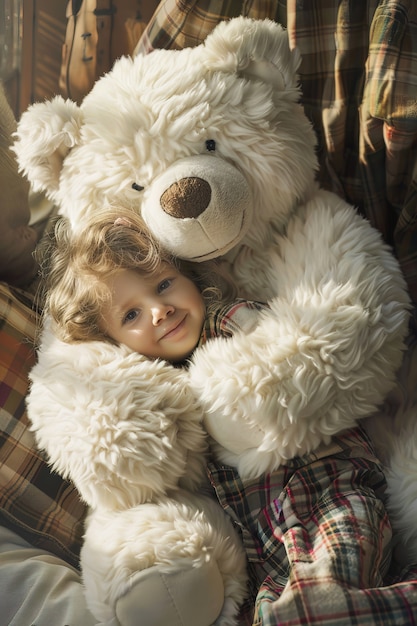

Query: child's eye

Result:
[123,309,140,324]
[158,278,172,293]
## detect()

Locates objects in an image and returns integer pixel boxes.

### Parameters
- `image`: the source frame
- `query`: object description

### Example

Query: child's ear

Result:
[12,95,84,205]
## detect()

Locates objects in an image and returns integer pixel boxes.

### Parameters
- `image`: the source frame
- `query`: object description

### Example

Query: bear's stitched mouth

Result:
[140,154,253,260]
[187,211,247,261]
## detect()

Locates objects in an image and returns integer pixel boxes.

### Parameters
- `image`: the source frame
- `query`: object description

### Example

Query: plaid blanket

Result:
[209,427,417,626]
[136,0,417,313]
[0,283,86,568]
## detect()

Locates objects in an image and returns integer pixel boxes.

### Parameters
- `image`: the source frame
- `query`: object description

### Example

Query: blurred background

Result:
[0,1,65,117]
[0,1,159,118]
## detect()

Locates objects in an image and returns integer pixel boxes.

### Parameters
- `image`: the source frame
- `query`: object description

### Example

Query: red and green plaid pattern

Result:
[198,299,417,623]
[198,299,268,345]
[208,427,417,626]
[0,283,86,568]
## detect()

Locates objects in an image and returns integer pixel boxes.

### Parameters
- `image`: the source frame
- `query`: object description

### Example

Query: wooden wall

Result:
[3,1,159,118]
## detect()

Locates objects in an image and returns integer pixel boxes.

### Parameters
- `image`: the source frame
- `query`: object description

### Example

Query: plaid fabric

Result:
[135,0,417,310]
[135,0,287,53]
[198,299,268,345]
[0,282,86,568]
[196,299,417,623]
[208,427,417,626]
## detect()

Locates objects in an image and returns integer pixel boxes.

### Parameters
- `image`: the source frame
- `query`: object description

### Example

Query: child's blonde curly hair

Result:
[40,207,236,345]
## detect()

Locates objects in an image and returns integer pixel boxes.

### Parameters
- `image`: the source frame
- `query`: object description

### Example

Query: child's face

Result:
[100,265,205,362]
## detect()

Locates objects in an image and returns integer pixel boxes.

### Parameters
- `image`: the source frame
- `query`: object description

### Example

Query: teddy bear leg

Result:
[81,494,247,626]
[115,560,225,626]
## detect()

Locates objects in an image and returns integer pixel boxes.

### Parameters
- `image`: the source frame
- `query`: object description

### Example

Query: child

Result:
[41,207,267,362]
[40,207,398,626]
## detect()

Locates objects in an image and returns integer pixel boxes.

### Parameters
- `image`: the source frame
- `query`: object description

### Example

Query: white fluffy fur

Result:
[386,427,417,564]
[363,330,417,564]
[28,324,248,625]
[81,492,247,625]
[21,15,416,623]
[28,321,210,509]
[188,192,410,478]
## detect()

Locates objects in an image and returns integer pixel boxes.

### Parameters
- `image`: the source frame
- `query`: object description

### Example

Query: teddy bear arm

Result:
[187,278,408,481]
[188,332,311,479]
[27,329,210,509]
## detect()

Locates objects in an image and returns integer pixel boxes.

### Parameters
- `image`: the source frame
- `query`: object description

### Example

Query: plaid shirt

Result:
[135,0,417,312]
[198,298,417,625]
[198,299,267,345]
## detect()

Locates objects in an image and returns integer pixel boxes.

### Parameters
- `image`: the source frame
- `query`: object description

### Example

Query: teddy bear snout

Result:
[141,154,253,260]
[160,177,211,219]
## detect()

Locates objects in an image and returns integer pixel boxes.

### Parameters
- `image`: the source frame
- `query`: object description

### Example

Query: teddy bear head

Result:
[13,17,317,264]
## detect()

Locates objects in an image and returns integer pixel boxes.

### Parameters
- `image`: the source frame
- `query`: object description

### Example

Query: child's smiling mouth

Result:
[160,316,187,340]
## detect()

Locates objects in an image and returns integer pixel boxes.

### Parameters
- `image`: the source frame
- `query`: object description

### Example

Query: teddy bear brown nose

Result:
[160,177,211,219]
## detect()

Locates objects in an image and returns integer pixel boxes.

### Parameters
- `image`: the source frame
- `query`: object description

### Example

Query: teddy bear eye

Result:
[132,182,144,192]
[205,139,216,152]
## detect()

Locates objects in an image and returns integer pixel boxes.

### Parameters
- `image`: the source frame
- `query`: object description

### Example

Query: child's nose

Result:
[151,303,174,325]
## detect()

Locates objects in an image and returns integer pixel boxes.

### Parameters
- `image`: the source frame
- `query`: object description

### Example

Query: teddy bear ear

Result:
[12,95,83,202]
[203,16,301,94]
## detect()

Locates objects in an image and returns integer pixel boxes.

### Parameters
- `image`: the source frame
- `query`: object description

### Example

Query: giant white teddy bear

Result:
[14,15,416,626]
